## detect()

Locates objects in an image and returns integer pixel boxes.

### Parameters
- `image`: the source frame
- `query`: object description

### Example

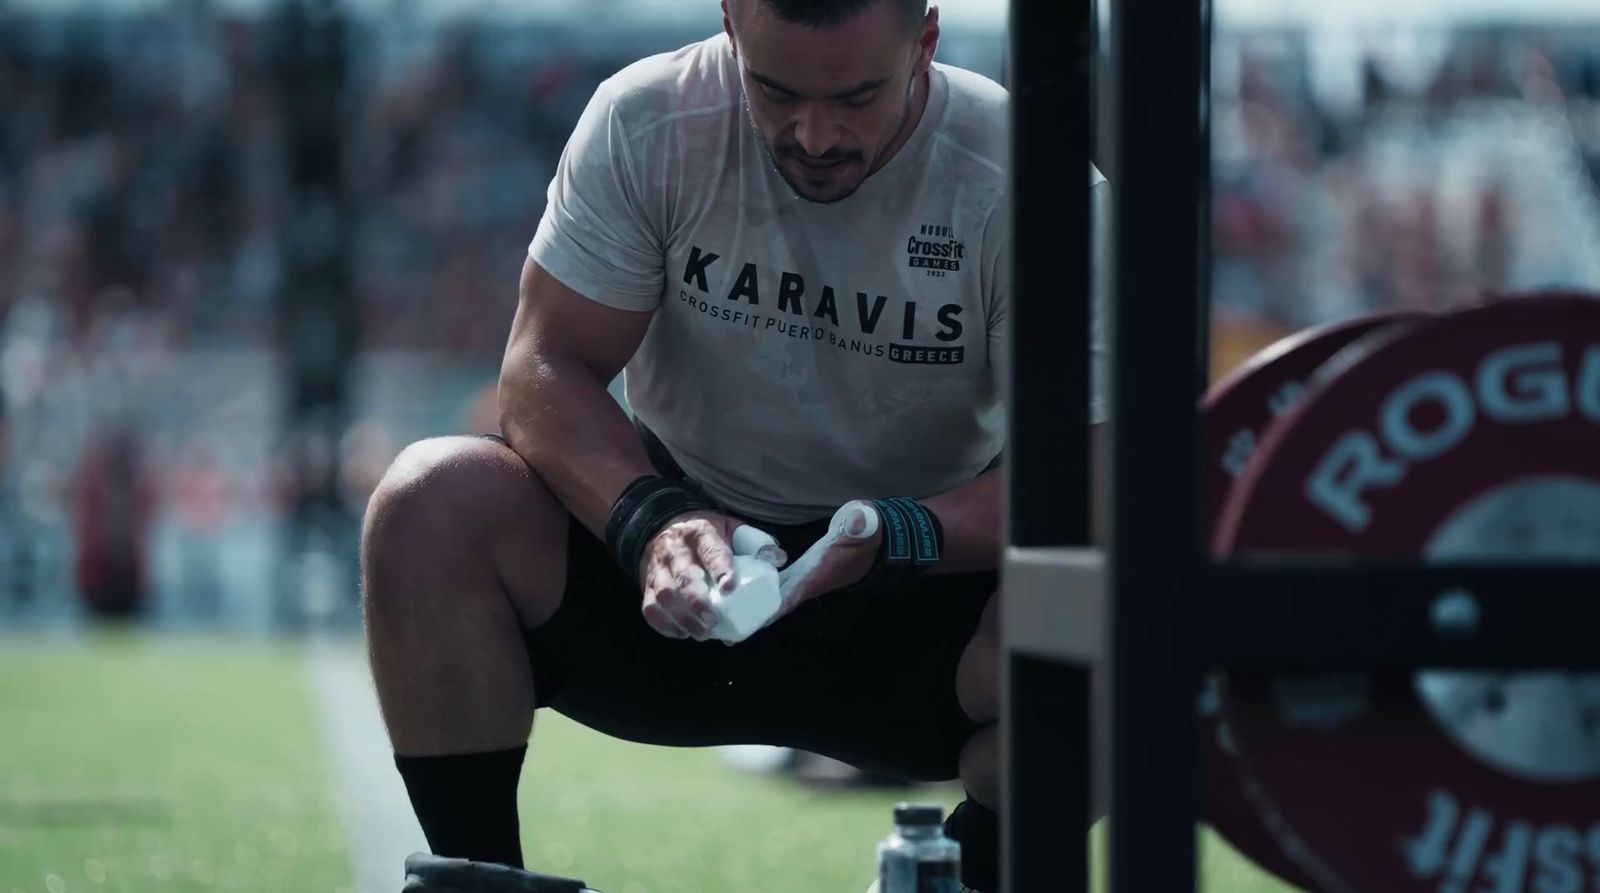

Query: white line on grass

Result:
[306,638,428,893]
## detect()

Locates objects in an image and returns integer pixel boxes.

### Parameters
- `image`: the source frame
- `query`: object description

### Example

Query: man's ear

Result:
[914,5,941,74]
[722,0,738,56]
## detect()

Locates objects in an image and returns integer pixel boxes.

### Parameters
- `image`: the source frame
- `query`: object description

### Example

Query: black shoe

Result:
[403,853,600,892]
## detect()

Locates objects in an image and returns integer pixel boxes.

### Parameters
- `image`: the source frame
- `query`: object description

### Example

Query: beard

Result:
[747,75,919,205]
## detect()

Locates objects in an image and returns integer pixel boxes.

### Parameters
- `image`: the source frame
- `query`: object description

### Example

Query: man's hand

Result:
[638,511,743,640]
[774,501,883,614]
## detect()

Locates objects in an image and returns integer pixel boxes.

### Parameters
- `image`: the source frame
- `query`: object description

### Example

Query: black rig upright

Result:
[1000,0,1098,888]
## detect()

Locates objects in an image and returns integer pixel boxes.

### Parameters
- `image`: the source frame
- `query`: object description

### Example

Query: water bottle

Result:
[877,803,962,893]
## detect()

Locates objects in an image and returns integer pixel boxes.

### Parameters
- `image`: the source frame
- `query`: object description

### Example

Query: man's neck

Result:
[869,69,931,175]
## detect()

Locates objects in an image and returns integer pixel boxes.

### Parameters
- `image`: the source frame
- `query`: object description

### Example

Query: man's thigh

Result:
[528,512,996,782]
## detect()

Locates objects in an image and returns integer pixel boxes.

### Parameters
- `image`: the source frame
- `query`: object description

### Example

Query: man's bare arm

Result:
[918,468,1002,575]
[498,257,657,539]
[919,423,1105,575]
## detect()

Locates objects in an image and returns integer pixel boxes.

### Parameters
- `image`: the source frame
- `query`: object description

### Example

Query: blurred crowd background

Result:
[1208,18,1600,370]
[0,0,1597,632]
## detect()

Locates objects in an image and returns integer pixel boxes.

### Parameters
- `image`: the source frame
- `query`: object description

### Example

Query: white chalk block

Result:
[706,555,783,644]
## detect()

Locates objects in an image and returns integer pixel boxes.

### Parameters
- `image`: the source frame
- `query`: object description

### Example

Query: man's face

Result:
[725,0,937,204]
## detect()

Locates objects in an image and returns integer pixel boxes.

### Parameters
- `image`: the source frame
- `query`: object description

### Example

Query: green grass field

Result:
[0,634,352,893]
[0,635,1302,893]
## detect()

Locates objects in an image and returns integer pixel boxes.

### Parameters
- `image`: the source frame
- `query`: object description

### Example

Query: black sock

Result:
[394,746,527,868]
[944,797,1000,893]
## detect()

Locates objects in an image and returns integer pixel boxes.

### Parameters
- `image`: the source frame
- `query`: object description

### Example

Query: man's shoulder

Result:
[938,63,1011,111]
[597,33,742,139]
[931,64,1010,179]
[933,65,1111,194]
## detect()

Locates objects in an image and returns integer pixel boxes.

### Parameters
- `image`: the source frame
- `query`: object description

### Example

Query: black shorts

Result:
[487,433,995,783]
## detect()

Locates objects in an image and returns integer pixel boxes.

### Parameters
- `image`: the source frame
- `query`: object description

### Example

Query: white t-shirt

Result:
[531,33,1108,525]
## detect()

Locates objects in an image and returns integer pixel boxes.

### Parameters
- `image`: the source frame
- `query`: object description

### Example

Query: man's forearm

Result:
[498,350,655,541]
[920,468,1002,575]
[920,423,1106,572]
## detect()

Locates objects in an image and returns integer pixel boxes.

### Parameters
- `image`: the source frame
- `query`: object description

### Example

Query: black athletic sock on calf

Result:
[944,797,1000,893]
[395,746,527,868]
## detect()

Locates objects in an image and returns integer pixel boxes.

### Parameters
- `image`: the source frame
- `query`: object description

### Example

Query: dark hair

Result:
[738,0,928,32]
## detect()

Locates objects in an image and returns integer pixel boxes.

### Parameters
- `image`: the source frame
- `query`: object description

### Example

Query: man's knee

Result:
[957,591,1000,723]
[362,436,566,625]
[366,437,524,550]
[959,724,1001,809]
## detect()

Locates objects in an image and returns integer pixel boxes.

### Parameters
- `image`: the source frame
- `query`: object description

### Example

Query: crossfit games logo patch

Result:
[907,224,965,277]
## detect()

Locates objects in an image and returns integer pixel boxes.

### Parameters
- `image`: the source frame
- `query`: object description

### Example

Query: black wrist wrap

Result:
[845,497,946,593]
[604,475,716,584]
